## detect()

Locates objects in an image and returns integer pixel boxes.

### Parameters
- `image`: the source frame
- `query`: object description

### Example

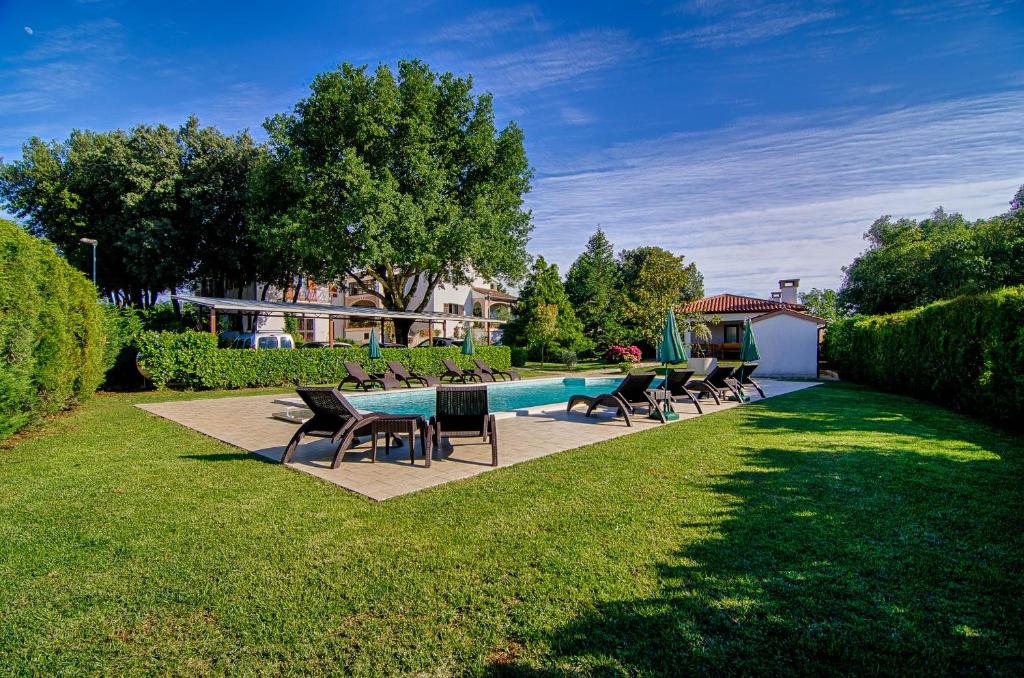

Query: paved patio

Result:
[138,379,819,501]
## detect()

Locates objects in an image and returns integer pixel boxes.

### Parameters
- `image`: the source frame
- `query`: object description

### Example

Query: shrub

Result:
[509,346,528,368]
[607,344,642,364]
[137,331,512,390]
[560,349,578,370]
[617,361,634,374]
[0,219,105,439]
[824,286,1024,430]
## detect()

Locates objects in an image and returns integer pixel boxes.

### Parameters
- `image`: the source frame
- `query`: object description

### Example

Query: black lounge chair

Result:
[430,385,498,466]
[473,358,520,381]
[566,372,663,426]
[685,365,744,404]
[339,361,400,391]
[387,361,440,388]
[281,387,430,468]
[732,363,766,398]
[652,369,703,415]
[440,358,492,383]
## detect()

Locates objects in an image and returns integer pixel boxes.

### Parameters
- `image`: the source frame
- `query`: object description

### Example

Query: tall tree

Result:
[502,256,586,356]
[265,60,533,343]
[799,288,843,325]
[565,227,623,351]
[617,246,703,349]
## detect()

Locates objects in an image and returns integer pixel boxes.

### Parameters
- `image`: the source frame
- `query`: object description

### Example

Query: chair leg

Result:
[331,427,359,469]
[687,390,703,414]
[489,415,498,466]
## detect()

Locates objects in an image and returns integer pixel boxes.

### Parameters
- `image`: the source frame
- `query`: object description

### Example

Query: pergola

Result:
[172,294,505,347]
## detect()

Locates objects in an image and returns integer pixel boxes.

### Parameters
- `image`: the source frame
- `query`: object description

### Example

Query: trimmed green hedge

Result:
[824,286,1024,430]
[1,219,105,438]
[137,330,512,390]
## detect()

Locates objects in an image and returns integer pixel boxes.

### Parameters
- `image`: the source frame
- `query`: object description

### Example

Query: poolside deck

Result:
[138,379,819,500]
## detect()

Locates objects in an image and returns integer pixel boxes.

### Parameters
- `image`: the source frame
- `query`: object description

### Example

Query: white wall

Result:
[751,314,819,378]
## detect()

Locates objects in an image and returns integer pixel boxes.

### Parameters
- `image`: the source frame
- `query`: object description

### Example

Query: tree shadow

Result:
[489,387,1024,675]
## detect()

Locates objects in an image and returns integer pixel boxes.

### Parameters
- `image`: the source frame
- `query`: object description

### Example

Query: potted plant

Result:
[682,312,719,375]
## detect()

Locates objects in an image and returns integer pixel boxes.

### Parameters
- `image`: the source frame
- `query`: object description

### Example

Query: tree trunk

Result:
[392,318,415,347]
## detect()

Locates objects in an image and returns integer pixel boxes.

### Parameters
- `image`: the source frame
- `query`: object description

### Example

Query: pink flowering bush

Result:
[606,344,642,364]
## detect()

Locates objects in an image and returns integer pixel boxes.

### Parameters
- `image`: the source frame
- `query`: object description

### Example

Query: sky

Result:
[1,0,1022,298]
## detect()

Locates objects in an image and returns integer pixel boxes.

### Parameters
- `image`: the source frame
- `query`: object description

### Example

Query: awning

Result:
[172,294,505,324]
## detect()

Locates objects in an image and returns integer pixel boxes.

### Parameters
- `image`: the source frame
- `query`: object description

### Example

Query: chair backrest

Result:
[614,372,657,401]
[705,364,735,385]
[344,362,372,382]
[665,369,696,394]
[387,361,411,379]
[435,384,489,432]
[734,363,757,383]
[296,386,362,427]
[473,358,493,373]
[442,358,465,375]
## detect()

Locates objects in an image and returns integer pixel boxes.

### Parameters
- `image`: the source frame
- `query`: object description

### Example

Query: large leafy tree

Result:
[265,60,533,343]
[565,227,624,351]
[839,196,1024,315]
[503,256,586,357]
[799,288,844,325]
[618,246,703,349]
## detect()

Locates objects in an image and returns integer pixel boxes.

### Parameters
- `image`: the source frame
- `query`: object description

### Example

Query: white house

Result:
[680,279,823,378]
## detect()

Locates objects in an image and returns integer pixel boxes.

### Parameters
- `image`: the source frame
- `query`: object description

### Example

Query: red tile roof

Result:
[472,286,517,302]
[679,293,806,314]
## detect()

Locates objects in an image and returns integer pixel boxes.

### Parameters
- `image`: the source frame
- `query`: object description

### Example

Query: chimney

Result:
[778,278,800,305]
[770,291,782,301]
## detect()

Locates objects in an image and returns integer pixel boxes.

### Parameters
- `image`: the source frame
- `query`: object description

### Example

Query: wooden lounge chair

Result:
[652,369,704,415]
[440,358,492,383]
[281,387,430,468]
[430,385,498,466]
[387,361,440,388]
[339,361,400,391]
[473,358,520,381]
[685,365,744,404]
[566,372,663,426]
[732,363,766,398]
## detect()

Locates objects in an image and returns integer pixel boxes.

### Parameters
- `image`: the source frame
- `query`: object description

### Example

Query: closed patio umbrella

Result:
[367,328,382,359]
[736,319,759,402]
[653,306,685,421]
[461,322,476,355]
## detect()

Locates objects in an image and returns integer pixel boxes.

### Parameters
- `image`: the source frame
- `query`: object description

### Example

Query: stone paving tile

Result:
[138,379,820,501]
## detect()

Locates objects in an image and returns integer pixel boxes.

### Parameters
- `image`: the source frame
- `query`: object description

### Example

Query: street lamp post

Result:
[79,237,97,285]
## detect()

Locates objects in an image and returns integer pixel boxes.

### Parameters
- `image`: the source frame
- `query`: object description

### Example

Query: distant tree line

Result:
[0,60,533,345]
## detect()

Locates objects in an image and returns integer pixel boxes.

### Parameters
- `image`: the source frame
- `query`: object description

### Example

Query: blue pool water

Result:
[343,377,625,418]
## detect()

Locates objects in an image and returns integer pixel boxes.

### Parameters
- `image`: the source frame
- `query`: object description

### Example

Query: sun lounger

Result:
[732,363,766,398]
[473,358,520,381]
[652,369,703,414]
[440,358,492,383]
[685,365,744,404]
[281,387,430,468]
[430,385,498,466]
[387,361,440,388]
[566,372,663,426]
[339,361,400,391]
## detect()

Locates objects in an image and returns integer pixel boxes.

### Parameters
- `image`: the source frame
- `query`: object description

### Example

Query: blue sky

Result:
[1,1,1022,297]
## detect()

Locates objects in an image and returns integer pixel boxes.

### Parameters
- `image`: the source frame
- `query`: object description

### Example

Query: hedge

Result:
[0,219,105,439]
[137,330,512,390]
[824,286,1024,430]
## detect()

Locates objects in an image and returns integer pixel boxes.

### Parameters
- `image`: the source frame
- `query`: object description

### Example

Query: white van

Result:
[228,332,295,350]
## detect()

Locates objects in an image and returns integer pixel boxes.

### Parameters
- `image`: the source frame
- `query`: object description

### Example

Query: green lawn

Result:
[1,384,1021,674]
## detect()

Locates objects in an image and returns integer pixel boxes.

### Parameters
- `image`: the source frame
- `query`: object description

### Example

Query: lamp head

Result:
[79,237,97,245]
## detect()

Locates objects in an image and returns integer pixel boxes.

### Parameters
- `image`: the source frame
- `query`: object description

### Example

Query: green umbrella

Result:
[367,328,382,359]
[461,322,476,356]
[652,306,685,421]
[736,319,759,402]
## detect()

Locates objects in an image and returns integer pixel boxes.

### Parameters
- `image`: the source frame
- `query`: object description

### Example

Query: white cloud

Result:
[526,91,1024,296]
[424,6,545,44]
[664,2,838,48]
[23,26,33,35]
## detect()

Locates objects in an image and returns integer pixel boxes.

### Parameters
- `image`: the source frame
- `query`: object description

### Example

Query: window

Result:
[444,303,464,316]
[257,335,279,349]
[472,302,483,317]
[723,323,742,343]
[298,318,315,343]
[280,335,295,349]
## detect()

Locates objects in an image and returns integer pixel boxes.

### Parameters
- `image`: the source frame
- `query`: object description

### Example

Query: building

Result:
[237,274,516,345]
[679,278,824,378]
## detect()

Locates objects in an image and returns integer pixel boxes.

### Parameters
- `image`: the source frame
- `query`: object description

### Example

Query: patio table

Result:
[371,415,432,467]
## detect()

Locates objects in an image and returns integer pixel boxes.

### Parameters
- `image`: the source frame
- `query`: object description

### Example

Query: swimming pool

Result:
[277,377,626,419]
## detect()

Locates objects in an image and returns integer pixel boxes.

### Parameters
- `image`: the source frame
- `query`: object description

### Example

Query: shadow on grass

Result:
[180,452,276,464]
[489,385,1024,675]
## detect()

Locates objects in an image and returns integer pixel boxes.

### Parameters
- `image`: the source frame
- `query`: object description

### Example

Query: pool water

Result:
[338,377,625,418]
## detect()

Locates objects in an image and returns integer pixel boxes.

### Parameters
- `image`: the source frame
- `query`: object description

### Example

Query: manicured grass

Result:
[1,384,1021,674]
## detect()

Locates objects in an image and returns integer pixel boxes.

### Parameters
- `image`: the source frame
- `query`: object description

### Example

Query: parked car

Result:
[362,341,406,349]
[416,337,464,348]
[302,341,354,349]
[228,332,296,350]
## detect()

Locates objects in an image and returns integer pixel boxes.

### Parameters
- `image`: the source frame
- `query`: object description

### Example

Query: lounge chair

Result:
[440,358,492,383]
[566,372,663,426]
[281,387,430,468]
[652,369,703,415]
[339,361,400,391]
[473,358,520,381]
[387,361,440,388]
[430,385,498,466]
[685,365,744,404]
[732,363,766,398]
